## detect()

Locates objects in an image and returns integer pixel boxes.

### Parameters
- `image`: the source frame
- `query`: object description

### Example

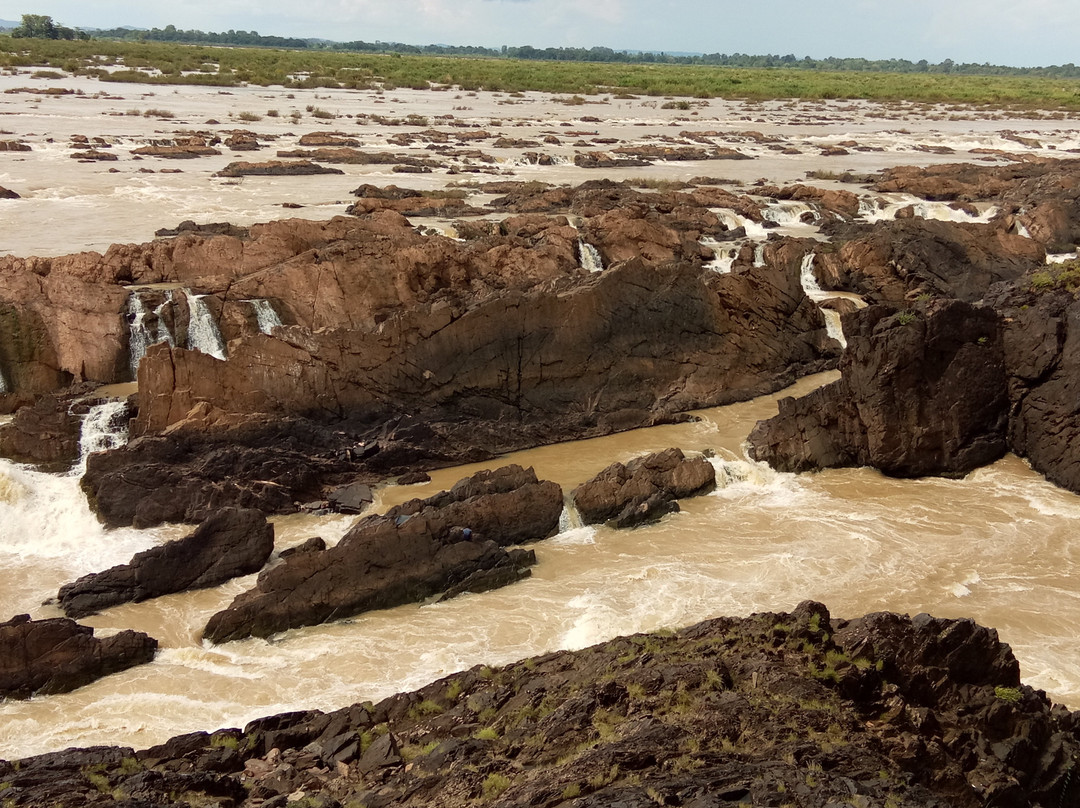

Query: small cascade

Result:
[72,400,129,475]
[1047,252,1079,264]
[578,241,604,273]
[248,299,283,334]
[753,243,766,268]
[821,309,847,348]
[127,293,152,378]
[800,252,825,298]
[714,209,769,241]
[861,195,998,224]
[763,201,818,226]
[1016,220,1033,239]
[127,289,177,378]
[857,197,880,218]
[703,241,736,274]
[0,365,9,395]
[186,292,227,360]
[153,293,175,346]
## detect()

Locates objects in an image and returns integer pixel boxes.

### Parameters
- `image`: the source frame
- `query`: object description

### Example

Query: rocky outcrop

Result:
[748,299,1009,477]
[571,447,716,528]
[815,218,1044,305]
[0,614,157,700]
[992,277,1080,493]
[202,465,561,642]
[0,185,19,199]
[0,394,81,471]
[3,604,1077,807]
[57,508,274,618]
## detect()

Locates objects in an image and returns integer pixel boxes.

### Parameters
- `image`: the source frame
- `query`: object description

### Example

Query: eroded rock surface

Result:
[2,604,1077,807]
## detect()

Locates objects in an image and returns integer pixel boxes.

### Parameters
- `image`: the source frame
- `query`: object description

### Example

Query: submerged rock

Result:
[572,447,716,528]
[57,507,274,618]
[203,465,561,642]
[0,614,157,700]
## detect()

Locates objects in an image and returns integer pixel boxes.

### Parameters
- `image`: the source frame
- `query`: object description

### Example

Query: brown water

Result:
[3,371,1080,761]
[3,72,1080,762]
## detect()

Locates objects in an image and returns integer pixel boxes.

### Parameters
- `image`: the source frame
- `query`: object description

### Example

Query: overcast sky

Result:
[3,0,1077,68]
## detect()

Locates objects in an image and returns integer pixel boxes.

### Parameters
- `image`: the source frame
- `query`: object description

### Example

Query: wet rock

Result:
[57,507,274,617]
[202,465,560,642]
[572,447,716,527]
[0,185,20,199]
[327,480,373,514]
[0,614,157,699]
[748,299,1009,477]
[0,140,31,151]
[0,394,81,471]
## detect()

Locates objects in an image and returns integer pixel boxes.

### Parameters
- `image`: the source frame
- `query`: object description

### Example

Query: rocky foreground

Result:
[1,603,1077,808]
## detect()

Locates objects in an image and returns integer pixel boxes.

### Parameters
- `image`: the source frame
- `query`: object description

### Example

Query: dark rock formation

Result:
[57,508,274,618]
[214,159,345,177]
[992,277,1080,493]
[0,185,19,199]
[572,447,716,528]
[3,604,1078,807]
[0,614,157,700]
[748,299,1009,477]
[203,465,561,642]
[0,394,80,471]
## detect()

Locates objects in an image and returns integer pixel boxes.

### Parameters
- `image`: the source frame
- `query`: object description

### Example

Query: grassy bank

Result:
[4,37,1080,108]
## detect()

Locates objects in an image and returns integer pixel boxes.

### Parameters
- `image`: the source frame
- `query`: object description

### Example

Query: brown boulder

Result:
[0,185,20,199]
[572,447,716,527]
[202,465,561,642]
[0,614,157,700]
[58,507,274,617]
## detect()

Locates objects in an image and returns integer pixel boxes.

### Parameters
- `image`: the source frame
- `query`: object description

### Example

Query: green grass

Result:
[3,37,1080,107]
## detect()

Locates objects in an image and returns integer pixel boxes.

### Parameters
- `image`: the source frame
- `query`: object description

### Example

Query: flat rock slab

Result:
[0,614,157,700]
[58,507,274,618]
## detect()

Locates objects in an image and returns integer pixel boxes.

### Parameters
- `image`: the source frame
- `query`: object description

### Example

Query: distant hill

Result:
[0,19,20,29]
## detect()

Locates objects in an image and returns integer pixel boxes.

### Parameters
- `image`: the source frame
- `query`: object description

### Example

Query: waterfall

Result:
[753,244,766,268]
[763,201,818,226]
[248,299,283,334]
[1016,220,1032,239]
[703,241,735,274]
[127,289,177,378]
[0,366,9,395]
[800,253,825,298]
[72,400,129,475]
[154,293,175,346]
[578,241,604,273]
[186,292,227,360]
[821,309,847,349]
[714,209,769,241]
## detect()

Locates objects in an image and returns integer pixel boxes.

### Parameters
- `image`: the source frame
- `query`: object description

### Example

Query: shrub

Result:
[482,773,511,800]
[236,110,262,122]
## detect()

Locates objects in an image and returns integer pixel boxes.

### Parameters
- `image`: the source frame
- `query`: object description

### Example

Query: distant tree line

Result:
[7,14,1080,79]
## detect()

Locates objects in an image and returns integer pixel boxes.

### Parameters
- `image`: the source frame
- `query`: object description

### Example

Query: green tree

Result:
[11,13,87,40]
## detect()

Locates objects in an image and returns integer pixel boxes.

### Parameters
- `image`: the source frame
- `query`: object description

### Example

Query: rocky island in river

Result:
[2,72,1080,807]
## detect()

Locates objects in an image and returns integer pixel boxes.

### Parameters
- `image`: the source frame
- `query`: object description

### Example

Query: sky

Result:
[2,0,1078,68]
